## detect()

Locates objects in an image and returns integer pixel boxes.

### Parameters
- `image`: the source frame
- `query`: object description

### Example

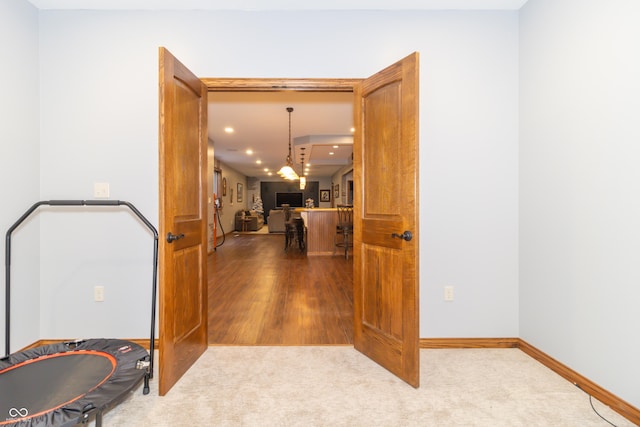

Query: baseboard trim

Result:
[420,337,519,348]
[420,337,639,425]
[517,339,640,425]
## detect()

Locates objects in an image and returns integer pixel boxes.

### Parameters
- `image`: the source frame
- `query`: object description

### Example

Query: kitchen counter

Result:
[296,208,338,256]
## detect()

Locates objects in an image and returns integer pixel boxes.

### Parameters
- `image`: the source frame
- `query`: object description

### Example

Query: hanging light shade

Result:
[277,107,299,181]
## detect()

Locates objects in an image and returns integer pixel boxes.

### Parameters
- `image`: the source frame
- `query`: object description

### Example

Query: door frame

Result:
[203,78,361,343]
[202,78,360,93]
[201,76,419,362]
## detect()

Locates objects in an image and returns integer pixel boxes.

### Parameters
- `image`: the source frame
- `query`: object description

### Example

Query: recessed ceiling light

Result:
[350,127,355,133]
[329,152,335,155]
[246,149,253,155]
[267,172,273,176]
[264,168,269,172]
[256,159,262,164]
[224,127,234,133]
[333,145,339,149]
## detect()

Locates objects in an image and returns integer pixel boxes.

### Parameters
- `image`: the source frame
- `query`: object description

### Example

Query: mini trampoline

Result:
[2,200,158,427]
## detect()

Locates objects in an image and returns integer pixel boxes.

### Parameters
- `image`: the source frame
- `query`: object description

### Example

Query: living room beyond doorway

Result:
[208,233,354,345]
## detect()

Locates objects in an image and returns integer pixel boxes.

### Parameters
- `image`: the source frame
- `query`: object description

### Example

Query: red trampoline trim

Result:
[0,350,117,425]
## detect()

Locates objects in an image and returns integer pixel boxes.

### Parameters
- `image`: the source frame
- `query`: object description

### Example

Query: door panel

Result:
[158,47,208,396]
[354,53,420,387]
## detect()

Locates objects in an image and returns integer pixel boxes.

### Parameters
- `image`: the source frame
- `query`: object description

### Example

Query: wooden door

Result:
[353,53,420,387]
[158,47,208,395]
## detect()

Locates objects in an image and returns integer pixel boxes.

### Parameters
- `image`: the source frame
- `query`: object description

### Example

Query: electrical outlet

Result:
[444,286,454,302]
[94,286,105,302]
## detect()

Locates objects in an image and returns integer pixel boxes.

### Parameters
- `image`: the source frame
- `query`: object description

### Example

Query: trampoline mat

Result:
[0,352,115,419]
[0,339,148,426]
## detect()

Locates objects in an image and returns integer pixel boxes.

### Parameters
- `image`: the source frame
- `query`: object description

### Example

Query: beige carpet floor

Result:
[100,347,634,426]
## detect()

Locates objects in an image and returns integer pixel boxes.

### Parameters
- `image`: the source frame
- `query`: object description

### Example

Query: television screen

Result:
[275,192,304,208]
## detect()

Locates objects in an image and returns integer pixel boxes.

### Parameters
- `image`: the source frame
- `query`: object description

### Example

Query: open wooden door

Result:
[158,47,208,395]
[353,53,420,387]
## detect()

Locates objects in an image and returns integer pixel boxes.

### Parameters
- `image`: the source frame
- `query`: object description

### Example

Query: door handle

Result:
[391,231,413,242]
[166,232,185,243]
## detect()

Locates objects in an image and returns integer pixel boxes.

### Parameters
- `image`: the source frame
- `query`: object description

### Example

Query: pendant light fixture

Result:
[299,147,306,190]
[277,107,299,181]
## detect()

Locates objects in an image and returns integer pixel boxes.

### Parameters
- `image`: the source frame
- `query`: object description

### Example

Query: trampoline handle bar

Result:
[5,199,159,388]
[48,199,120,206]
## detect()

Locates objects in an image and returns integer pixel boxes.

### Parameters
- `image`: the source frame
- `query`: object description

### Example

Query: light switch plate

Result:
[94,182,110,198]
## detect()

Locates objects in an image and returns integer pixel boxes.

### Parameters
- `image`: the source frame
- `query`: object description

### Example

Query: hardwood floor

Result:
[208,233,354,345]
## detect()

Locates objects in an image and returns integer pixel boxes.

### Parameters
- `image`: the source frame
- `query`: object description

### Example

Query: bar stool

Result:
[282,204,295,251]
[282,205,305,253]
[334,205,353,259]
[293,217,306,252]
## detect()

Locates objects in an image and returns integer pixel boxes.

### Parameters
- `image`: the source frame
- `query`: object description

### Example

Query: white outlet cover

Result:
[444,286,454,301]
[94,285,105,302]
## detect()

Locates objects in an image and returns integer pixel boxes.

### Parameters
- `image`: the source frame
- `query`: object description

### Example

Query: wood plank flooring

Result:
[208,233,354,345]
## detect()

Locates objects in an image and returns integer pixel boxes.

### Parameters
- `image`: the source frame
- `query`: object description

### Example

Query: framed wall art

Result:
[237,183,243,203]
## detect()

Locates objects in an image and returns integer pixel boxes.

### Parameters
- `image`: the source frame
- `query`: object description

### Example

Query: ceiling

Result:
[27,0,529,179]
[27,0,529,11]
[209,91,354,179]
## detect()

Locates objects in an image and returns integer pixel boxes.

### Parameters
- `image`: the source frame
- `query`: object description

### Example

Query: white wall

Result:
[315,176,333,208]
[421,13,519,337]
[520,0,640,408]
[37,10,161,339]
[0,0,41,352]
[217,162,247,235]
[33,10,519,342]
[331,164,354,206]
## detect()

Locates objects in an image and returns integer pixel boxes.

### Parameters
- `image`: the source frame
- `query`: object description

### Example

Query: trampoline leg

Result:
[143,373,150,395]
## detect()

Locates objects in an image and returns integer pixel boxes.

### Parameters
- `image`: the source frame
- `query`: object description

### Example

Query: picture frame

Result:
[320,189,330,202]
[222,177,227,196]
[333,184,339,200]
[237,183,243,203]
